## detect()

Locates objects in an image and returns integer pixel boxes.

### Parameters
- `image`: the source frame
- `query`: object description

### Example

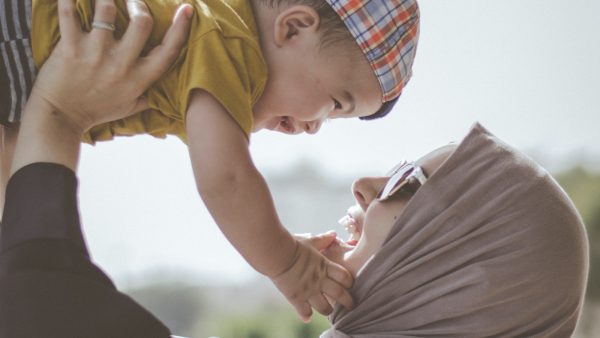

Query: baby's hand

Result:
[321,236,355,267]
[271,232,354,322]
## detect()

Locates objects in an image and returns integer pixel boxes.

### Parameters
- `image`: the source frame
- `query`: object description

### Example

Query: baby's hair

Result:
[258,0,390,121]
[256,0,354,49]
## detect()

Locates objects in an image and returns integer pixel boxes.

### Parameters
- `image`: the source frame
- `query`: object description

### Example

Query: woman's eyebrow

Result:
[343,90,356,115]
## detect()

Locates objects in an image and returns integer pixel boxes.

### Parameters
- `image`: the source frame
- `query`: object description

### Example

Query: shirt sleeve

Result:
[0,163,172,338]
[176,30,258,138]
[0,163,85,254]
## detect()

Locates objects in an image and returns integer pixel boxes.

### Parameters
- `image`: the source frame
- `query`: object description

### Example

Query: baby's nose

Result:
[303,120,322,135]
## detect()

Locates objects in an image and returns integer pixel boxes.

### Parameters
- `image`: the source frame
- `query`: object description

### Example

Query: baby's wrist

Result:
[267,238,300,279]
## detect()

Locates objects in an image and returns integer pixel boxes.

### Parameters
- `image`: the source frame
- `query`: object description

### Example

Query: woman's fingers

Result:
[57,0,81,48]
[138,4,193,84]
[90,0,118,43]
[119,0,154,67]
[130,97,150,115]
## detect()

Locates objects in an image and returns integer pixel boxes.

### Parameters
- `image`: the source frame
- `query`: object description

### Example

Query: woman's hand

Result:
[11,0,192,173]
[32,0,193,134]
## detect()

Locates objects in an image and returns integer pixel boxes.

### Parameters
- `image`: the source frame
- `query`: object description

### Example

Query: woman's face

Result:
[324,144,457,276]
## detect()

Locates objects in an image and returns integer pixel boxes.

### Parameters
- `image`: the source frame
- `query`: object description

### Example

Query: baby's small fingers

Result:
[321,278,344,300]
[322,278,354,309]
[291,300,313,323]
[326,261,353,289]
[309,294,333,316]
[307,232,337,251]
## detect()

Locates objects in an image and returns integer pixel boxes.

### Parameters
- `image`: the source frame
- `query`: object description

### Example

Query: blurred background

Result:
[76,0,599,337]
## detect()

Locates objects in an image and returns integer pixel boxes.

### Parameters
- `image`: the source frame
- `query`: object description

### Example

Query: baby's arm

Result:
[185,89,353,321]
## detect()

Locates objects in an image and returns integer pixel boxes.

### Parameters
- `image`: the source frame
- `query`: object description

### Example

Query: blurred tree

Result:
[127,283,204,337]
[556,167,600,301]
[247,329,267,338]
[295,321,322,338]
[586,204,600,300]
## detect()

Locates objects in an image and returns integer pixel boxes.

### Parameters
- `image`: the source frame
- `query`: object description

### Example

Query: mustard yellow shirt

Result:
[31,0,267,143]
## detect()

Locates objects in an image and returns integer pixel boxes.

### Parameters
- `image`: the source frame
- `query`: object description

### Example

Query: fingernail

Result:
[185,5,194,19]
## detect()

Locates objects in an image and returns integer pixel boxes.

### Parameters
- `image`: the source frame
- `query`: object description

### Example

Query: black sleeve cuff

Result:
[1,163,87,255]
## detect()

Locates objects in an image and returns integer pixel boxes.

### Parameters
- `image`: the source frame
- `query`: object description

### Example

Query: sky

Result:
[76,0,600,288]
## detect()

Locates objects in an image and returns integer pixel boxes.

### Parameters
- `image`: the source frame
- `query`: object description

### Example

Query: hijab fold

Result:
[322,123,588,338]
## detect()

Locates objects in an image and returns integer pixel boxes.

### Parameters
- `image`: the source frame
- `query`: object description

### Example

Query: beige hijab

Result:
[322,123,588,337]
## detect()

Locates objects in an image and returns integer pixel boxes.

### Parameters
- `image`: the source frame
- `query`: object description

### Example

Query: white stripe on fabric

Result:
[0,43,17,121]
[25,0,32,31]
[24,38,36,77]
[18,39,36,119]
[10,0,23,39]
[8,41,28,121]
[0,1,11,42]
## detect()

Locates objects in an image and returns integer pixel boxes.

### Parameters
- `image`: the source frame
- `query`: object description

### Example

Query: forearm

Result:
[7,0,193,178]
[186,90,298,277]
[10,92,82,175]
[198,165,297,277]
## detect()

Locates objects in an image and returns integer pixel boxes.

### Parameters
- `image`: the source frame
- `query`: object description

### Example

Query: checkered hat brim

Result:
[326,0,420,102]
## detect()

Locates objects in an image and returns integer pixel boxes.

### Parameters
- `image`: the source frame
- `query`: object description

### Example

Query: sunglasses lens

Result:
[385,160,407,176]
[378,163,415,200]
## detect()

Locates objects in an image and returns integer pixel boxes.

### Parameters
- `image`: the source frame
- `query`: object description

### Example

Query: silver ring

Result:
[92,21,116,32]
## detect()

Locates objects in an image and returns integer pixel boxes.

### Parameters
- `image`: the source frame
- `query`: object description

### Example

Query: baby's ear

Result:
[273,5,320,46]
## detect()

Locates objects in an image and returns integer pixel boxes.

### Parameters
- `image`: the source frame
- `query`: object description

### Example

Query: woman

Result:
[0,0,193,337]
[319,123,589,337]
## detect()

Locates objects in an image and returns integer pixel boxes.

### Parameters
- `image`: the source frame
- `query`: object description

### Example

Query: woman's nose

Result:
[303,120,322,134]
[351,177,386,210]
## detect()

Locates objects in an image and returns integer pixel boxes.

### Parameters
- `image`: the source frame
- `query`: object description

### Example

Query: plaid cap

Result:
[325,0,420,106]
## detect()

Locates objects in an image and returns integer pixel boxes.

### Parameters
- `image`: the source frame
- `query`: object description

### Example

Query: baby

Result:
[0,0,420,320]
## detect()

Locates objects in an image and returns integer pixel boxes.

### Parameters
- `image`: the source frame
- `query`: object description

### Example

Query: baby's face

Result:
[253,40,382,135]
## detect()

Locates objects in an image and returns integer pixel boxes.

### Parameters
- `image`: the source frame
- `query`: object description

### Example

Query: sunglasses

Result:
[376,160,428,201]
